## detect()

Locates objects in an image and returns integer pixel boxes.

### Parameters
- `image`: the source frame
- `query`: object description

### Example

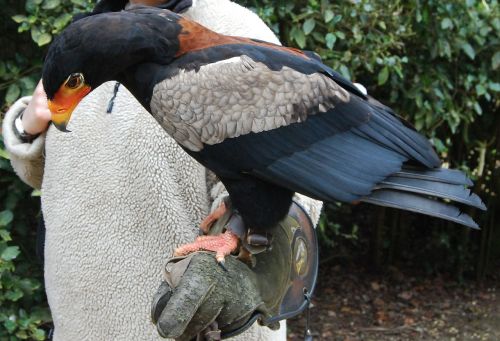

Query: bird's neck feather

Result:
[116,62,174,113]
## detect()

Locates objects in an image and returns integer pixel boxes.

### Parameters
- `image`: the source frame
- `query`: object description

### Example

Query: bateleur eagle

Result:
[42,6,485,261]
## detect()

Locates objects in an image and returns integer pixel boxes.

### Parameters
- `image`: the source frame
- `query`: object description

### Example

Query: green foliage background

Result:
[0,0,498,339]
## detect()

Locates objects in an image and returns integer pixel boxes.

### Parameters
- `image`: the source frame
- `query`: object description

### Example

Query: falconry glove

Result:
[151,201,318,340]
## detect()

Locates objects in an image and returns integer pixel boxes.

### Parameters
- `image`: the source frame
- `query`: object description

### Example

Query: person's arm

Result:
[2,80,51,189]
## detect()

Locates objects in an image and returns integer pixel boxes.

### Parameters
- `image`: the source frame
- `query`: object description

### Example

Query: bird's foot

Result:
[199,201,227,234]
[174,230,239,265]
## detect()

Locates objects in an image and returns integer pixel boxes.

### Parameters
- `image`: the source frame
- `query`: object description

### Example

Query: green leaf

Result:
[416,10,422,23]
[31,307,52,323]
[335,31,346,40]
[5,84,21,104]
[5,289,24,301]
[489,82,500,92]
[38,33,52,46]
[4,319,17,333]
[431,137,447,154]
[363,3,373,11]
[475,84,486,96]
[0,148,10,160]
[311,31,324,43]
[324,9,334,23]
[461,43,475,60]
[433,87,445,99]
[25,0,43,12]
[492,51,500,70]
[53,13,73,31]
[31,26,52,46]
[290,26,306,48]
[302,18,316,35]
[71,0,87,6]
[473,101,482,115]
[16,329,28,339]
[42,0,61,9]
[0,230,12,241]
[32,189,42,197]
[1,246,20,261]
[479,26,491,37]
[32,329,46,341]
[325,32,336,49]
[441,18,453,29]
[0,211,14,227]
[19,77,37,95]
[12,15,27,23]
[339,64,350,80]
[377,66,389,85]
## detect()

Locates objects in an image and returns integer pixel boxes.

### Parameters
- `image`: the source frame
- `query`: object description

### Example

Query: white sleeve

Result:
[2,96,46,189]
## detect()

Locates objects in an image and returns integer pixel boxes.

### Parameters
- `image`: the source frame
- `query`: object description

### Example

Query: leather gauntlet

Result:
[151,201,318,340]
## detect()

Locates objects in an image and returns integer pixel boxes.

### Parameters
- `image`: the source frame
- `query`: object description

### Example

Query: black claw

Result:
[217,260,228,272]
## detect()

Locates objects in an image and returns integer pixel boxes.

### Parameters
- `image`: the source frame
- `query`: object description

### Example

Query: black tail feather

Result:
[362,167,484,228]
[362,189,480,229]
[376,175,485,210]
[394,166,473,186]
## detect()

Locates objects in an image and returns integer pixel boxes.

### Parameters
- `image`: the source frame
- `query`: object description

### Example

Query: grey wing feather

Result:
[150,55,350,151]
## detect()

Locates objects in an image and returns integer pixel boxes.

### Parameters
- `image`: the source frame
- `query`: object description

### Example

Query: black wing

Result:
[152,42,483,228]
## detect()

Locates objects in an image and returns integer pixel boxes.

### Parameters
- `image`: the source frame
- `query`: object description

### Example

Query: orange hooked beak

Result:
[48,82,91,132]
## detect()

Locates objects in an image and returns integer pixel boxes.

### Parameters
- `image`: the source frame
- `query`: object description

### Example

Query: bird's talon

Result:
[217,259,228,272]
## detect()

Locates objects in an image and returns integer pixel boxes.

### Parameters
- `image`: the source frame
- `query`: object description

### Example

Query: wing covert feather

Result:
[150,55,351,151]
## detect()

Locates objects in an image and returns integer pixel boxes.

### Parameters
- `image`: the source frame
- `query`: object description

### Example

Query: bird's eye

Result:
[65,73,84,89]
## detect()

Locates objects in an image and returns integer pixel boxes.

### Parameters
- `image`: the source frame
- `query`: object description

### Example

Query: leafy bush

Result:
[1,0,94,113]
[0,0,498,339]
[0,138,49,339]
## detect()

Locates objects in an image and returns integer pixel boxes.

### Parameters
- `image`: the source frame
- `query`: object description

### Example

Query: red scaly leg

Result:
[199,201,227,234]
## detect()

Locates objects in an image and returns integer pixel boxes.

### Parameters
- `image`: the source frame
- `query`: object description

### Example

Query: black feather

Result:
[394,166,474,186]
[376,175,486,209]
[362,190,480,229]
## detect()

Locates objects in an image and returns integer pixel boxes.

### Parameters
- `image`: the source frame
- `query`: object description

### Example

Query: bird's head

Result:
[42,7,182,131]
[42,21,104,132]
[44,72,91,132]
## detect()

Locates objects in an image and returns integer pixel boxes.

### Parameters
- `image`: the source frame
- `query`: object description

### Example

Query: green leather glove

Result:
[151,202,318,340]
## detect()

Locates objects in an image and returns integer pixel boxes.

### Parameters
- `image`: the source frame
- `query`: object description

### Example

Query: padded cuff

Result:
[2,96,46,160]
